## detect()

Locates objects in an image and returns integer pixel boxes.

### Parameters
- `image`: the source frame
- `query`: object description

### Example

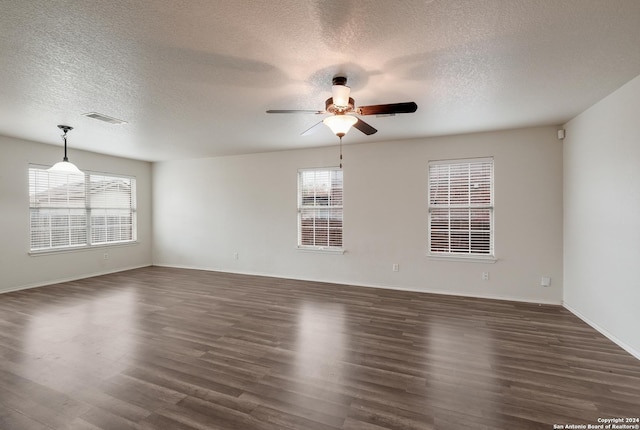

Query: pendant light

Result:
[48,125,82,174]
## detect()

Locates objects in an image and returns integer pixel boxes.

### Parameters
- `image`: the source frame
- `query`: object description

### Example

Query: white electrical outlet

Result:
[392,263,399,272]
[482,272,489,280]
[541,277,551,287]
[233,252,239,260]
[103,253,109,260]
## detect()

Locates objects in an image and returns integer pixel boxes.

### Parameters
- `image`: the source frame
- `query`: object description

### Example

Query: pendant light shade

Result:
[48,125,82,174]
[323,115,358,137]
[48,159,83,174]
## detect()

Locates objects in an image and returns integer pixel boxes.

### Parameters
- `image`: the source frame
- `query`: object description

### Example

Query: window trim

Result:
[28,240,140,257]
[427,157,495,260]
[297,167,344,252]
[28,164,138,254]
[295,246,346,255]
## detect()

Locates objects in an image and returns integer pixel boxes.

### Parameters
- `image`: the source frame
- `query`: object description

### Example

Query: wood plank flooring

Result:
[0,266,639,429]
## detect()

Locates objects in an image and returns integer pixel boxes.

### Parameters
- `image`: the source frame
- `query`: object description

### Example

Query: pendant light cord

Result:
[62,131,69,161]
[57,125,73,162]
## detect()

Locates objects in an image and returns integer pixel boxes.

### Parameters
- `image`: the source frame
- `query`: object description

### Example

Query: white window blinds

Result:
[428,158,494,257]
[29,169,87,250]
[298,168,343,249]
[89,174,136,245]
[29,166,136,252]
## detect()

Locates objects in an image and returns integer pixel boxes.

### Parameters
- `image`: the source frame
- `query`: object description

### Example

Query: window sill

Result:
[296,246,345,255]
[427,253,497,263]
[29,241,140,256]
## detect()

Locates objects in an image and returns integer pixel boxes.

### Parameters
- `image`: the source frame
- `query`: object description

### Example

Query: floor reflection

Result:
[21,286,139,388]
[292,300,348,395]
[424,318,499,419]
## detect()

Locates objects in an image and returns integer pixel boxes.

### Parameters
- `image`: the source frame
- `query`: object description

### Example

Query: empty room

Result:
[1,1,639,429]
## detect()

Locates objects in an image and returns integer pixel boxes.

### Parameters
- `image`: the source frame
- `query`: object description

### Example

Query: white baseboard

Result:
[0,264,152,295]
[152,263,562,305]
[563,302,640,361]
[357,281,562,305]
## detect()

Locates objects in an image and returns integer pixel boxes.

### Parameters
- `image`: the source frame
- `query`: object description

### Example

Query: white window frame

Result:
[428,157,494,260]
[297,167,344,252]
[29,165,137,254]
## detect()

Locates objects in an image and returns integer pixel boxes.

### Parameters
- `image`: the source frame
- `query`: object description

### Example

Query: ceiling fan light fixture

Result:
[331,84,351,108]
[47,125,83,175]
[323,114,358,137]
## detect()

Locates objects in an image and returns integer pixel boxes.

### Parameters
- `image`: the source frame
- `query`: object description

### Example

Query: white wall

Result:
[563,74,640,358]
[0,135,152,293]
[153,126,563,304]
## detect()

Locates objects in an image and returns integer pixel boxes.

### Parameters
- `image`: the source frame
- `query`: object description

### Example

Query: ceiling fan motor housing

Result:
[325,97,355,114]
[332,76,347,86]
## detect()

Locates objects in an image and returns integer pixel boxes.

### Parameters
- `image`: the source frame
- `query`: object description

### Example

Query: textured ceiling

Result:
[1,0,640,162]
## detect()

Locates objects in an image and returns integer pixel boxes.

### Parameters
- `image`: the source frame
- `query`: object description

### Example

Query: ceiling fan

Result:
[266,76,418,138]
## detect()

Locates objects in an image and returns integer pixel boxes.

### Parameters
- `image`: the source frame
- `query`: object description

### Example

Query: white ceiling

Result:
[2,0,640,162]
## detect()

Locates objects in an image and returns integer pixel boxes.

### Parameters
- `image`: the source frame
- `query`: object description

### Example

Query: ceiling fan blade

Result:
[356,102,418,116]
[266,109,325,114]
[301,121,324,136]
[353,118,377,135]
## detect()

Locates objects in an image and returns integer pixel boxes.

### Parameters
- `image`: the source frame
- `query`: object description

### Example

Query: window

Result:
[29,166,136,252]
[428,158,494,258]
[298,168,343,250]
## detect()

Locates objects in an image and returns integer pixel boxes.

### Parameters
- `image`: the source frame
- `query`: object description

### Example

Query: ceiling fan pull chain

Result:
[339,136,343,169]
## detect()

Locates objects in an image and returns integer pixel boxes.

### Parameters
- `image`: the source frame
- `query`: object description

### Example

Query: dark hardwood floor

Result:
[0,266,638,429]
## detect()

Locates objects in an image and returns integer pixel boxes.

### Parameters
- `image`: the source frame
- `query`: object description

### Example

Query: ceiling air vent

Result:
[82,112,127,125]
